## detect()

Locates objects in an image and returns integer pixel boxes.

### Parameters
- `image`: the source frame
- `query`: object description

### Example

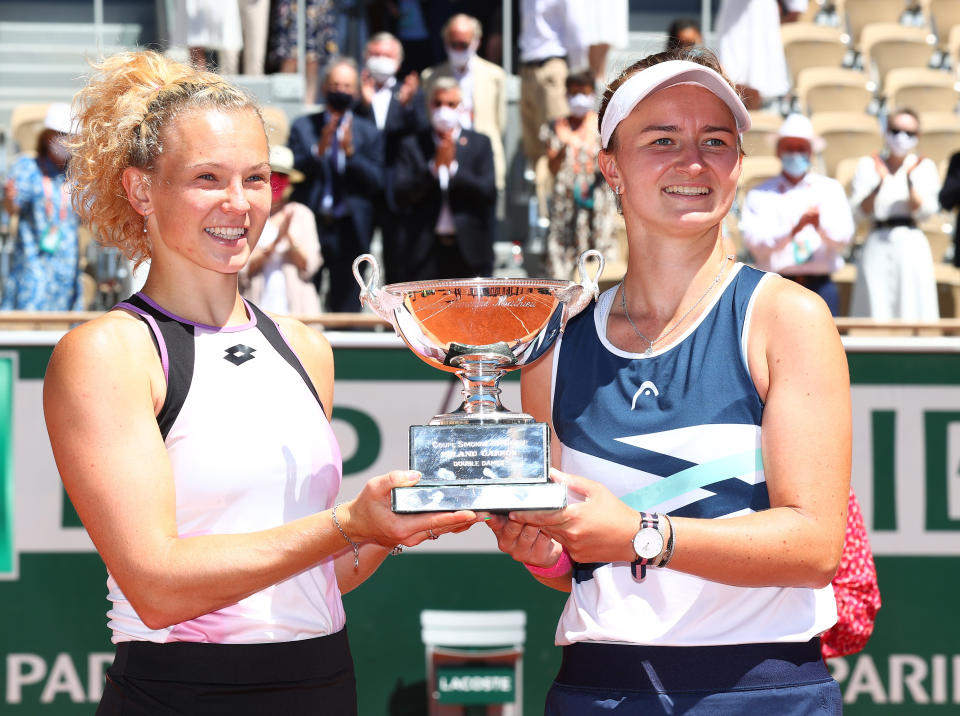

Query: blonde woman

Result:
[44,50,477,714]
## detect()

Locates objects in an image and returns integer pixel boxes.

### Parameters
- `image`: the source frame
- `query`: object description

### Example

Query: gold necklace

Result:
[620,253,734,357]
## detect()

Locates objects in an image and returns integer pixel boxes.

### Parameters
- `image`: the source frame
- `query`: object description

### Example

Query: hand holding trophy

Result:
[352,250,604,512]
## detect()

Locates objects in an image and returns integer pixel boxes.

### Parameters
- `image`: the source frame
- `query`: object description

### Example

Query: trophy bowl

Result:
[352,250,604,512]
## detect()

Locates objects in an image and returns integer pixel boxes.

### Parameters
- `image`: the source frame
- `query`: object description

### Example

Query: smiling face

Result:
[139,108,271,276]
[598,83,741,238]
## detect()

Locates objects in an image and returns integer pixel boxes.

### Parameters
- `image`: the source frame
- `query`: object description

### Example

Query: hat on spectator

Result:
[44,102,74,134]
[777,113,825,153]
[268,145,304,183]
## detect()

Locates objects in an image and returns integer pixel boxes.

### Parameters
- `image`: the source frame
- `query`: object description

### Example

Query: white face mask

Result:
[431,105,462,133]
[366,55,398,84]
[886,129,918,157]
[446,43,477,70]
[568,93,596,118]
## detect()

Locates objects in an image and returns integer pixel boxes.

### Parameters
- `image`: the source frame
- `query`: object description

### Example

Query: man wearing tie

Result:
[288,57,384,312]
[356,32,429,284]
[394,79,496,281]
[421,14,507,191]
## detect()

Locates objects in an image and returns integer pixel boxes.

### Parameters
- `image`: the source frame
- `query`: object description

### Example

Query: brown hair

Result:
[68,50,263,267]
[598,46,741,154]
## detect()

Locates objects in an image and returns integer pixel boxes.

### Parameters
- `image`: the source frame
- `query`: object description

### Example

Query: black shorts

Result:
[97,628,357,715]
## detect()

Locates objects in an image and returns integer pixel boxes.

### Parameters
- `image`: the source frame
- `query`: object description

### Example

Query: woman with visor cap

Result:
[487,46,849,714]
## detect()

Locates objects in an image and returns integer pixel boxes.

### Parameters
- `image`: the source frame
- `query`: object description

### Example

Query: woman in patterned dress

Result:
[2,103,84,310]
[540,70,620,280]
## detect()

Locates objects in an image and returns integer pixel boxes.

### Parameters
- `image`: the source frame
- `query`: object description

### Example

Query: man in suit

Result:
[421,13,507,191]
[287,57,384,312]
[394,79,497,281]
[355,31,429,284]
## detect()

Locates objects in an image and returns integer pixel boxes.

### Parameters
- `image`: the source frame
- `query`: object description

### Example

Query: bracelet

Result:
[332,504,360,570]
[525,549,572,578]
[655,513,676,569]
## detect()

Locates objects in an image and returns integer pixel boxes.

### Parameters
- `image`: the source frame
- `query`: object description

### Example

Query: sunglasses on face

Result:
[447,41,472,51]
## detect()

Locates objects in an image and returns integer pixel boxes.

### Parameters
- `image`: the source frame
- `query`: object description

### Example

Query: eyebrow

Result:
[185,161,271,171]
[640,124,736,135]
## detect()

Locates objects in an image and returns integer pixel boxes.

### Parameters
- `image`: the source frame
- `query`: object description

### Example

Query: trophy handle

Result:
[557,249,606,332]
[352,253,398,330]
[576,249,605,300]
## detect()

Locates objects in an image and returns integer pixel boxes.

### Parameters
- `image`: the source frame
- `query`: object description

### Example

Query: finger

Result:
[548,467,593,498]
[508,508,566,527]
[386,470,422,488]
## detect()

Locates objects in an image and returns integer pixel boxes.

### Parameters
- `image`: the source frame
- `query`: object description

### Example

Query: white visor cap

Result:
[600,60,751,149]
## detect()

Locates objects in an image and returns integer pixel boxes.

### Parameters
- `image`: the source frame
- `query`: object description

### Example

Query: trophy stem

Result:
[429,357,533,424]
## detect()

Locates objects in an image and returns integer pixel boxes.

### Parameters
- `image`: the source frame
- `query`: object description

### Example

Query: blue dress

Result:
[2,155,83,310]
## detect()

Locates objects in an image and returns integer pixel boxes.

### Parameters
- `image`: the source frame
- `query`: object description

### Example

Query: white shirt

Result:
[518,0,582,64]
[849,152,940,223]
[371,76,396,130]
[740,171,854,275]
[431,128,461,235]
[451,59,475,123]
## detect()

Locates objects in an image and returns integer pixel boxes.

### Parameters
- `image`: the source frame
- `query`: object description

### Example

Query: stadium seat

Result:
[781,23,849,88]
[884,67,959,114]
[929,0,960,53]
[811,111,884,175]
[738,155,783,196]
[949,25,960,72]
[9,103,50,156]
[860,23,937,88]
[260,105,291,146]
[833,156,862,190]
[795,67,874,114]
[917,111,960,165]
[844,0,912,53]
[741,112,782,158]
[921,212,954,263]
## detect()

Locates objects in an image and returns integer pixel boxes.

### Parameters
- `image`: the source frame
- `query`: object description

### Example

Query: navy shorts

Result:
[545,638,841,715]
[97,628,357,716]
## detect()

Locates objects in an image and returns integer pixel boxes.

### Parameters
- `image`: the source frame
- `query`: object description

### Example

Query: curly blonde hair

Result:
[68,50,264,266]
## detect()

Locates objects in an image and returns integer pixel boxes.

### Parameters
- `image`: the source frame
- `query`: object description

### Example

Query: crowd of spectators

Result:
[4,0,960,322]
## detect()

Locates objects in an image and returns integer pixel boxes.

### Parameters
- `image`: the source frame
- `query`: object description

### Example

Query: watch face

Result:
[633,527,664,561]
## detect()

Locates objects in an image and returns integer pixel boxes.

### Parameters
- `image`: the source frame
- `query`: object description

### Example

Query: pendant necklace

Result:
[620,253,734,357]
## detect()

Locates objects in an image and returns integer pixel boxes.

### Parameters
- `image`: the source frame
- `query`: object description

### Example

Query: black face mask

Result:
[325,91,354,113]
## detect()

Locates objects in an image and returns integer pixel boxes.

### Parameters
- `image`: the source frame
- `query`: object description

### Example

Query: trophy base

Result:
[391,481,567,513]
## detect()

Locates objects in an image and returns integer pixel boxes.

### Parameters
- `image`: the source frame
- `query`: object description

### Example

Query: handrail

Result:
[1,312,959,336]
[0,311,390,331]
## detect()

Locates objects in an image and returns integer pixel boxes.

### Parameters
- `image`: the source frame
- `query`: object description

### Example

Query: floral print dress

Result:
[2,155,83,310]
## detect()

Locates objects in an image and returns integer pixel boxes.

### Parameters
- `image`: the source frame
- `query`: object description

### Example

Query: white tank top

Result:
[106,293,345,644]
[551,267,837,646]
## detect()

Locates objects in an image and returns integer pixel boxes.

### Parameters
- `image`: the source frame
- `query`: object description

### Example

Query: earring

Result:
[143,215,149,233]
[614,186,623,216]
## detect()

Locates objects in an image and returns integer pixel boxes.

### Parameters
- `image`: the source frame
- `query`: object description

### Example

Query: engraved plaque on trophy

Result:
[351,250,604,513]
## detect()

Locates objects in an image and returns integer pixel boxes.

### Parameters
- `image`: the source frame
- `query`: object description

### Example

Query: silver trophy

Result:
[352,250,604,512]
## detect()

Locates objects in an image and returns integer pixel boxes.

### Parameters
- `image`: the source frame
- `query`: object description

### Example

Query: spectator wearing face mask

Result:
[2,102,85,310]
[355,31,428,284]
[288,57,384,312]
[739,114,854,315]
[849,108,941,321]
[421,14,506,190]
[393,79,496,281]
[241,145,323,315]
[538,70,620,281]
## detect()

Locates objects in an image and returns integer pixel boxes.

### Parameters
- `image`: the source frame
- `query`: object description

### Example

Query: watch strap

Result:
[654,513,675,569]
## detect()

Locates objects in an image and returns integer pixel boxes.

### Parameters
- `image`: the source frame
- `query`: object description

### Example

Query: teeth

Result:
[206,227,245,239]
[664,185,710,195]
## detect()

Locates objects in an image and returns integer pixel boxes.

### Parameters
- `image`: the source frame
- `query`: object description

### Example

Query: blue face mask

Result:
[781,152,811,178]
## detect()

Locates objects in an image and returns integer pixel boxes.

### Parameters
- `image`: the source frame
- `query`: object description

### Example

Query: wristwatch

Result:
[632,512,665,564]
